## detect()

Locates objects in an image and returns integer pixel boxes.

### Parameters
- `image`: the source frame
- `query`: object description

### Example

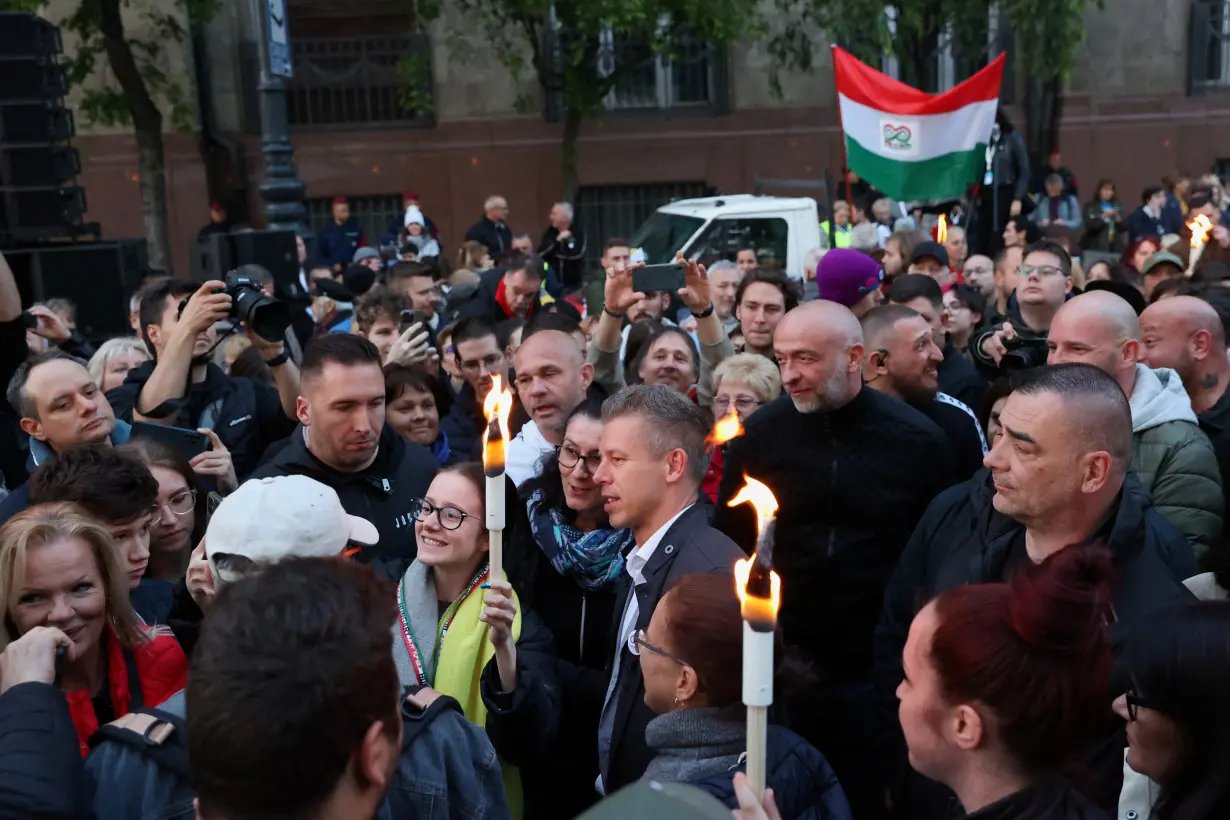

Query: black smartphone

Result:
[20,311,38,330]
[632,262,686,294]
[131,421,211,461]
[399,309,429,335]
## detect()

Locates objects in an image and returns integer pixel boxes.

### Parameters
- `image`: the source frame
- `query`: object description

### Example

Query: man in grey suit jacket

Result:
[591,385,745,794]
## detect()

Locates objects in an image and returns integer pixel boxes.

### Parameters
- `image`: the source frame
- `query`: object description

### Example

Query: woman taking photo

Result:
[519,397,632,819]
[637,573,852,820]
[1114,602,1230,820]
[0,504,188,756]
[394,462,558,819]
[896,544,1115,818]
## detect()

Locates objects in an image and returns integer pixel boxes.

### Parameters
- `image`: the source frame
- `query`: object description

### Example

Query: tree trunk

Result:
[1024,75,1063,168]
[98,0,172,273]
[560,104,583,203]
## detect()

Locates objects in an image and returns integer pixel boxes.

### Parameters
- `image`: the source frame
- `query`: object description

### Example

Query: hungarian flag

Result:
[832,46,1005,202]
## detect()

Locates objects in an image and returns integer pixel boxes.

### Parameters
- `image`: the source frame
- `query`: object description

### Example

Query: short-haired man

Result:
[861,304,987,480]
[1047,289,1223,561]
[593,385,743,794]
[457,252,546,325]
[387,261,441,333]
[735,248,758,274]
[464,195,512,259]
[439,317,510,460]
[587,239,632,317]
[354,287,410,362]
[249,334,437,561]
[27,444,163,622]
[971,240,1073,377]
[705,260,743,335]
[887,274,987,411]
[317,196,367,274]
[1127,185,1168,243]
[815,248,884,318]
[505,328,594,486]
[714,300,954,820]
[874,364,1196,818]
[906,240,951,285]
[943,224,968,272]
[108,278,300,478]
[538,201,587,292]
[0,351,131,524]
[735,268,799,360]
[1033,173,1082,230]
[718,299,954,820]
[962,253,996,302]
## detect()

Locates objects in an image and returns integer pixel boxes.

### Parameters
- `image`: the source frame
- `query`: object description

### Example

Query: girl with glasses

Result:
[123,438,209,584]
[636,573,852,820]
[394,462,558,819]
[1114,603,1230,820]
[518,396,633,819]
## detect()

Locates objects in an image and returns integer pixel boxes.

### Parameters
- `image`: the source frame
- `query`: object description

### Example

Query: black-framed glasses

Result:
[557,443,601,474]
[632,628,690,666]
[1125,689,1160,721]
[409,498,476,531]
[157,487,196,518]
[459,353,504,374]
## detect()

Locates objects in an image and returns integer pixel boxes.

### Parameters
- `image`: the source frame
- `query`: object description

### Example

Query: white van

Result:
[629,195,822,281]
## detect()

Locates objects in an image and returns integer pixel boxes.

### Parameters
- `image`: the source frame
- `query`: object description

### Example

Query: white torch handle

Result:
[485,474,506,530]
[488,527,503,583]
[742,621,774,706]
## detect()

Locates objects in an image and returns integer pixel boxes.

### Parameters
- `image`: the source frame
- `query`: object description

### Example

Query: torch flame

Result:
[482,374,514,472]
[1189,214,1213,249]
[936,214,948,244]
[707,407,744,447]
[727,475,778,533]
[734,557,782,624]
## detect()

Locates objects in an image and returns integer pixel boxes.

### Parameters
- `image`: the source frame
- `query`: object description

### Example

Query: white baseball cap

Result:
[206,476,379,584]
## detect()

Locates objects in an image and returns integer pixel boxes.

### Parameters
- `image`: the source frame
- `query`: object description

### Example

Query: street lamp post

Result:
[254,0,307,235]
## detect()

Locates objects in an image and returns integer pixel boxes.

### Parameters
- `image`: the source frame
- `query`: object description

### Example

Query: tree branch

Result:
[97,0,163,133]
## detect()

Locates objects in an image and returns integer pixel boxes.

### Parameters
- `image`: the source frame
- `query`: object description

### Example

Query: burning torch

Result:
[1188,214,1214,276]
[482,374,514,581]
[728,475,782,801]
[935,214,948,244]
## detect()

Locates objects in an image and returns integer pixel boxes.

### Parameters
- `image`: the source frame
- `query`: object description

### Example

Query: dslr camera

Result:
[999,335,1050,371]
[216,271,291,343]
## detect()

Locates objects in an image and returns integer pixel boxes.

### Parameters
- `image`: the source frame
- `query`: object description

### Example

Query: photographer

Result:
[969,240,1073,378]
[107,279,300,479]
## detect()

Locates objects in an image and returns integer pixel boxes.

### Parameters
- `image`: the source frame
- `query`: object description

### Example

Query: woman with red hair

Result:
[895,545,1115,819]
[1121,236,1161,277]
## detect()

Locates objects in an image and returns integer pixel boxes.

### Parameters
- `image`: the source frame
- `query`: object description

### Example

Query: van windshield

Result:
[629,212,704,264]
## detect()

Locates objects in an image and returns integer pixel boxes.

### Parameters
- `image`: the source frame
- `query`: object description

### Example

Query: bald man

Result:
[506,327,594,486]
[1048,290,1223,562]
[714,300,954,820]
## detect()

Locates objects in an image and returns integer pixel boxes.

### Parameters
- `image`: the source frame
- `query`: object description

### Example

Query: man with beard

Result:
[861,304,987,480]
[707,260,743,335]
[714,300,953,820]
[249,334,437,561]
[106,279,300,479]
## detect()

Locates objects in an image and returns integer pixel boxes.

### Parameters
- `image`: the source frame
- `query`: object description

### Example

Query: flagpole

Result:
[831,45,852,207]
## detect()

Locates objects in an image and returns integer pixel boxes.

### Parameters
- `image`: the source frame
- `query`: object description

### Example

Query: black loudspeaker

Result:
[0,186,86,237]
[193,229,300,292]
[5,239,148,340]
[0,102,74,143]
[0,145,79,186]
[0,13,61,57]
[0,58,68,101]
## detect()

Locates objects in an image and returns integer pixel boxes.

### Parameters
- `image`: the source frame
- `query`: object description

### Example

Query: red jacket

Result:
[65,626,188,756]
[702,443,726,504]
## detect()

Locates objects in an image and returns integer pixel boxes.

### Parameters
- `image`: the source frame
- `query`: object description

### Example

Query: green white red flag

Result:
[832,46,1005,202]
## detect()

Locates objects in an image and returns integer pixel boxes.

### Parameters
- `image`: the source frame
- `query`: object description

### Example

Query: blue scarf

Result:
[526,489,631,591]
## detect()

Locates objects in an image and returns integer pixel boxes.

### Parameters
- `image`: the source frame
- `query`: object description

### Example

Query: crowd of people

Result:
[0,166,1229,820]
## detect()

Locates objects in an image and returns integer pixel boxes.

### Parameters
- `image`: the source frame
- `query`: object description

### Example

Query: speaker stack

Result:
[1,12,148,341]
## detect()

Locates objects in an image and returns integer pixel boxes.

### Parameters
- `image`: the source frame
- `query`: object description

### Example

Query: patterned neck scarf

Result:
[526,489,631,591]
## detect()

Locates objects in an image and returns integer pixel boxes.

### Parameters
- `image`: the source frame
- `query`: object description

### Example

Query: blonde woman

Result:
[703,353,782,501]
[0,504,187,756]
[87,337,150,392]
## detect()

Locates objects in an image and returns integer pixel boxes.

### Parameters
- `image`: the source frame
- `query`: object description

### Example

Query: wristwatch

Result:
[264,349,290,367]
[603,306,625,319]
[693,303,716,319]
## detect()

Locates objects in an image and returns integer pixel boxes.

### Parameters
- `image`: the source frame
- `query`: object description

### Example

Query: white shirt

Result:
[506,420,555,487]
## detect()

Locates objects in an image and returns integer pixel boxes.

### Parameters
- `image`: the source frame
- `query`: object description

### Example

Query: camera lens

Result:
[225,273,291,342]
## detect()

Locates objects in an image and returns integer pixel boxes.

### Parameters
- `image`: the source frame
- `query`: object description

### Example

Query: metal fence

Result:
[1191,1,1230,92]
[305,195,404,254]
[575,181,713,267]
[287,34,434,128]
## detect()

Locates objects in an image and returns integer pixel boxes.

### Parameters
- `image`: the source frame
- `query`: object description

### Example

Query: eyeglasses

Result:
[558,444,602,474]
[713,396,761,415]
[409,498,476,531]
[632,628,690,666]
[1125,689,1161,721]
[1018,264,1065,279]
[157,488,196,518]
[459,353,504,374]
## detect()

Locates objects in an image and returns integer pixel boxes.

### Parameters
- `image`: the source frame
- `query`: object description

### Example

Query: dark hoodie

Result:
[455,267,544,325]
[249,424,438,561]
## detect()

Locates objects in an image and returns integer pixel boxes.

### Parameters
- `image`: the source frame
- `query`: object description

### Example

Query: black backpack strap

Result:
[123,647,144,710]
[89,707,192,781]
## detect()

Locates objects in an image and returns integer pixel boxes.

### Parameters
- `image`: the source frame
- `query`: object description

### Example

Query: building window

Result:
[305,195,403,253]
[287,34,434,128]
[1191,1,1230,92]
[596,30,722,112]
[575,182,714,267]
[876,5,1011,99]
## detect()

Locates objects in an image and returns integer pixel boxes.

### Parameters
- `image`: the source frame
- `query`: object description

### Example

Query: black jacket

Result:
[965,779,1110,820]
[464,217,512,260]
[714,390,955,682]
[912,394,987,482]
[107,361,297,480]
[248,424,438,561]
[989,129,1030,200]
[537,226,587,290]
[439,382,486,463]
[1197,384,1230,567]
[1126,207,1166,243]
[317,217,366,270]
[455,267,546,326]
[0,682,85,820]
[478,607,561,771]
[601,504,744,793]
[938,339,987,411]
[872,470,1195,818]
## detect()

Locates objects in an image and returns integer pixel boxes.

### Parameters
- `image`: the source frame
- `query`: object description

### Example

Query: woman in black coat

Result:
[517,397,634,820]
